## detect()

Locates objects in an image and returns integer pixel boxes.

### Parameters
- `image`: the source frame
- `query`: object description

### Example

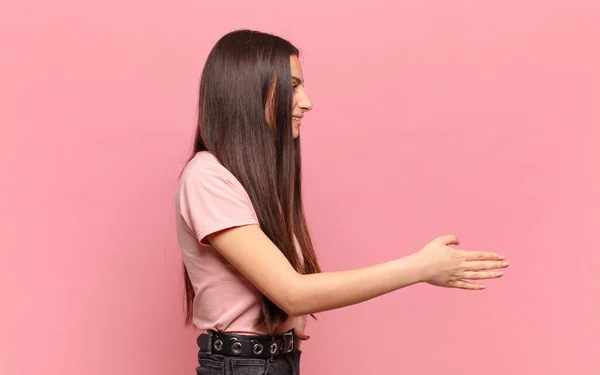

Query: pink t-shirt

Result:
[175,151,299,335]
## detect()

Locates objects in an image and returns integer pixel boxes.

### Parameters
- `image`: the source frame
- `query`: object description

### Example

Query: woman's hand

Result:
[415,234,509,290]
[293,315,309,350]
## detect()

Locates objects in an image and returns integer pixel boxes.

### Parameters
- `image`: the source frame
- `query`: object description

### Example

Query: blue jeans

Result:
[196,349,302,375]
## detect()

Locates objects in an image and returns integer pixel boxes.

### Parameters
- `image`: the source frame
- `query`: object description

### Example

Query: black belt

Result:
[197,329,296,359]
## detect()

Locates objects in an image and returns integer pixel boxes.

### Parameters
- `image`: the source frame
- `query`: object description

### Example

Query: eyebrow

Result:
[292,76,303,84]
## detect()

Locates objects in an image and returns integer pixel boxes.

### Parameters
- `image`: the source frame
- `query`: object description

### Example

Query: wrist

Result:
[404,252,430,284]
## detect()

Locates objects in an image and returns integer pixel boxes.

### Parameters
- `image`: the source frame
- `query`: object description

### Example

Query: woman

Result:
[175,29,509,375]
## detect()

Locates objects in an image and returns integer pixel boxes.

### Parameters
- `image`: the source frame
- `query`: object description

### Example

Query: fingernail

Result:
[502,262,510,267]
[498,255,506,260]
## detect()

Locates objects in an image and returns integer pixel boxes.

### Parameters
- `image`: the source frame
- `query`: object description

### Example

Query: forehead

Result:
[289,55,304,79]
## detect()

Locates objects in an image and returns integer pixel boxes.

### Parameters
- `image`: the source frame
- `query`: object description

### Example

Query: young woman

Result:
[175,29,509,375]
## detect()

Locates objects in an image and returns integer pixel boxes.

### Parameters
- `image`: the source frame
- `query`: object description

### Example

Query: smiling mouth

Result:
[293,116,302,123]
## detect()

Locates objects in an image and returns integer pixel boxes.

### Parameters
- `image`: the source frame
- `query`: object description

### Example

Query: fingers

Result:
[294,331,311,341]
[438,234,460,246]
[464,260,510,271]
[458,250,506,261]
[448,280,486,290]
[458,271,503,280]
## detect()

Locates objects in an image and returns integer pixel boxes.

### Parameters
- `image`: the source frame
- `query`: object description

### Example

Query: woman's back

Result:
[176,151,299,335]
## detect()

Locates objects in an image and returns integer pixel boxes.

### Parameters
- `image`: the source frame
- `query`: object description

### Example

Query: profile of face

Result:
[290,55,313,139]
[264,55,313,139]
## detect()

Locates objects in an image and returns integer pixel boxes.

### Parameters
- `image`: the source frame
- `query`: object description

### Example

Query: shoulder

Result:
[182,152,234,183]
[176,151,258,240]
[179,151,245,194]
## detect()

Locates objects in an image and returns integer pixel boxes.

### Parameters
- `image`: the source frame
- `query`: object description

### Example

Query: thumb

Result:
[439,234,459,246]
[294,330,311,341]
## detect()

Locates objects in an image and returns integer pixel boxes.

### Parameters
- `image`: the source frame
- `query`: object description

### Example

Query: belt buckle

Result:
[282,331,294,353]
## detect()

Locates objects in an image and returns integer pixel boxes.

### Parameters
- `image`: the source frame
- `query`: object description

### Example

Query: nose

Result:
[298,91,313,112]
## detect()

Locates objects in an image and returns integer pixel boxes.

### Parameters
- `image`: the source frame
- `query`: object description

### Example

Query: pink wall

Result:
[1,1,598,374]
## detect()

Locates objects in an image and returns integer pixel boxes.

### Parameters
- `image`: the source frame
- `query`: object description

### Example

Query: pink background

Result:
[1,1,598,374]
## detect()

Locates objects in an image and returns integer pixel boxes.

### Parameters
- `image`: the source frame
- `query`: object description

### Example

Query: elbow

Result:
[281,299,305,318]
[278,275,309,317]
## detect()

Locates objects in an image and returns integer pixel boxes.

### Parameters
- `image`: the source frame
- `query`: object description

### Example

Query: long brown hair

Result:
[183,30,321,330]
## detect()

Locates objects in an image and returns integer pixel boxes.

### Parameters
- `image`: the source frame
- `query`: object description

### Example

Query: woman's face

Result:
[290,55,313,139]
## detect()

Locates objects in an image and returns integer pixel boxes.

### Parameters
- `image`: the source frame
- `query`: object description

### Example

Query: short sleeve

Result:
[178,165,259,245]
